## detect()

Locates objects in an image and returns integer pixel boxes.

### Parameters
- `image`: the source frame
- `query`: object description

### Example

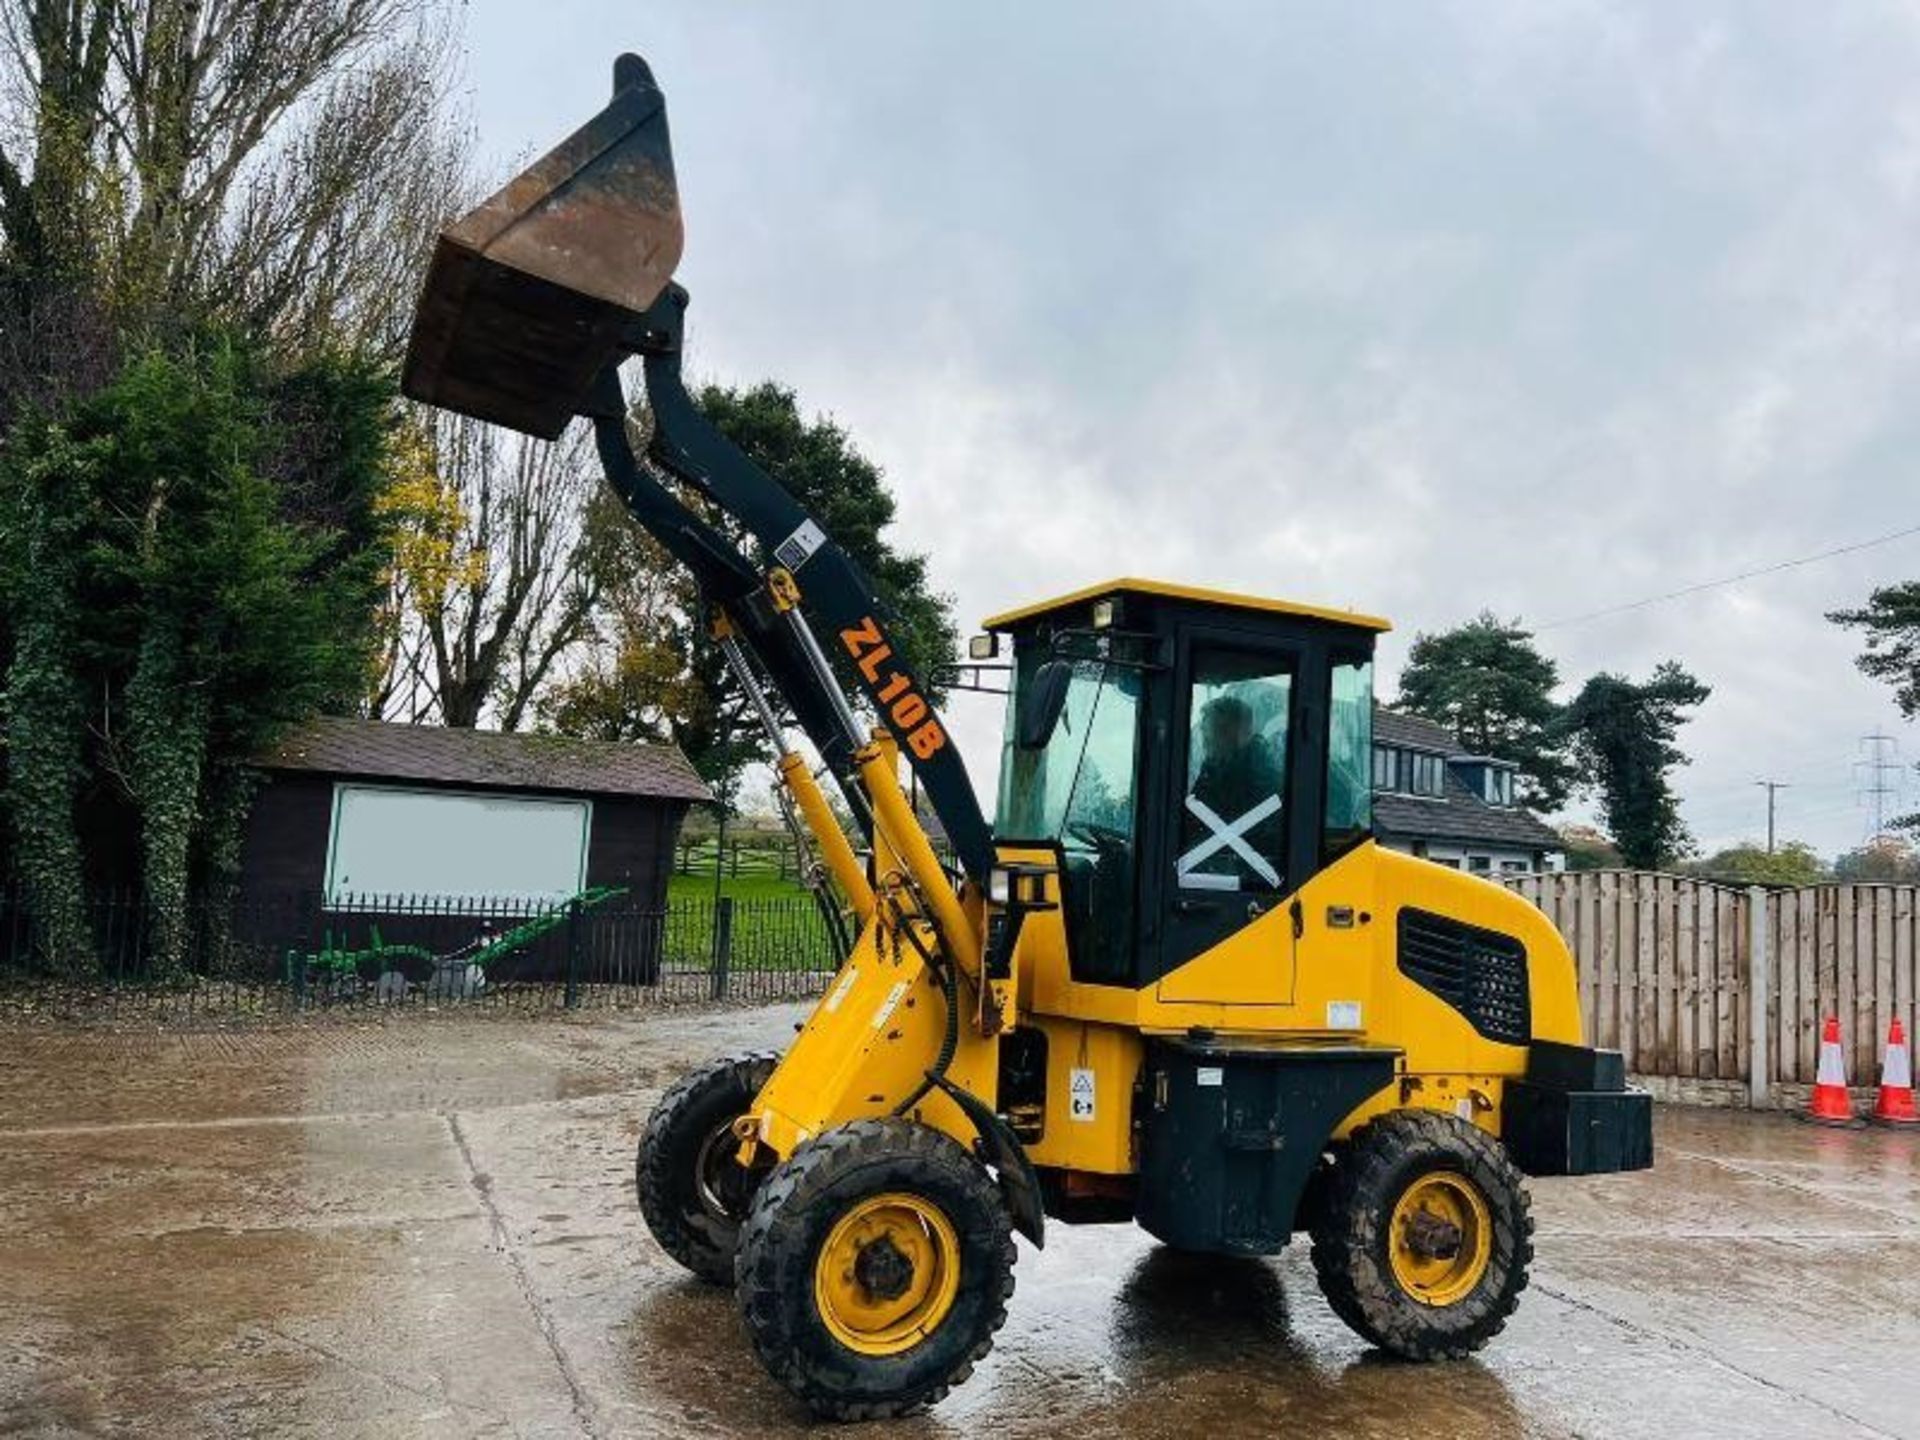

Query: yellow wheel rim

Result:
[1388,1171,1492,1307]
[813,1192,961,1356]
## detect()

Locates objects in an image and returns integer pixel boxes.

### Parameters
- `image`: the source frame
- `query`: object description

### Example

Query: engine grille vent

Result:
[1396,908,1531,1046]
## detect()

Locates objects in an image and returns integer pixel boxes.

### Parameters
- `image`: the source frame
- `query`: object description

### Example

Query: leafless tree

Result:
[0,0,468,411]
[377,411,617,731]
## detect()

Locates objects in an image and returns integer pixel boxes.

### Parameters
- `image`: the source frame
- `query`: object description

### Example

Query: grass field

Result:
[667,833,851,974]
[660,879,846,975]
[666,872,814,903]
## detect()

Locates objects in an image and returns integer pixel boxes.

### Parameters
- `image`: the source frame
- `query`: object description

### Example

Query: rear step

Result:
[402,53,684,438]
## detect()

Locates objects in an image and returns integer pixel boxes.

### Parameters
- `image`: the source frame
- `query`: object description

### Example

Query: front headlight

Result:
[987,866,1013,907]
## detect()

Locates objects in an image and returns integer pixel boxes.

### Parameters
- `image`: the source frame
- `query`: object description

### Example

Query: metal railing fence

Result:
[0,885,845,1021]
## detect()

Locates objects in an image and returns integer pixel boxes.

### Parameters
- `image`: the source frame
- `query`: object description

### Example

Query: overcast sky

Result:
[461,3,1920,857]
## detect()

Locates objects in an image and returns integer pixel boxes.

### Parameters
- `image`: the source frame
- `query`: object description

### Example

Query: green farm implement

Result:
[286,886,629,1000]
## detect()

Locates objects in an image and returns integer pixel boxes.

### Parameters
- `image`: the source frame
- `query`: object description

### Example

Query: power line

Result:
[1684,766,1857,802]
[1689,798,1894,851]
[1685,781,1908,840]
[1536,521,1920,631]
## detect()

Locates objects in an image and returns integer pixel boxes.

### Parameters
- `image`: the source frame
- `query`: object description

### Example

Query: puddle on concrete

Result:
[8,1010,1920,1439]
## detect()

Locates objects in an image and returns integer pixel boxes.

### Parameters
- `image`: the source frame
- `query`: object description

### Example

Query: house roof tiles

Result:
[1372,705,1563,852]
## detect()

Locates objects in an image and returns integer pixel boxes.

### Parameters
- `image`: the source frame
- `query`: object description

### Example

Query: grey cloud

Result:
[468,2,1920,853]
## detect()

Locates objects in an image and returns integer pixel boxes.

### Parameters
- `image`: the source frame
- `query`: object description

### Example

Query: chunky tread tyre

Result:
[1309,1110,1533,1360]
[735,1118,1015,1421]
[635,1051,778,1284]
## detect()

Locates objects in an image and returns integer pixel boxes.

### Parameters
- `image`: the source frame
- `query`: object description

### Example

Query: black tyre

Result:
[1293,1150,1338,1234]
[635,1051,778,1284]
[735,1118,1015,1421]
[1309,1110,1533,1360]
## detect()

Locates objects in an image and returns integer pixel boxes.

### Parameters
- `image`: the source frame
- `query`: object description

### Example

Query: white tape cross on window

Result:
[1176,793,1281,890]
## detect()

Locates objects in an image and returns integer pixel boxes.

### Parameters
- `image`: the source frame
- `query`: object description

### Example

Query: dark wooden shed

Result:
[243,717,711,909]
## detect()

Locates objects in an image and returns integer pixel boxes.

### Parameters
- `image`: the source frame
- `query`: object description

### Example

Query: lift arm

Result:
[583,367,868,803]
[595,323,987,974]
[402,51,995,890]
[620,286,994,884]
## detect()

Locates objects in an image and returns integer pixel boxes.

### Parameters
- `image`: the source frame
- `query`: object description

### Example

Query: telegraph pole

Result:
[1755,780,1790,854]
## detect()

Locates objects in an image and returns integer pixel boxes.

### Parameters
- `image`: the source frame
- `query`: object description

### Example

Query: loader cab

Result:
[983,579,1389,991]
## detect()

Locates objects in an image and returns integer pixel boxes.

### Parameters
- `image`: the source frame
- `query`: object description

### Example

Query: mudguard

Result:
[930,1073,1046,1248]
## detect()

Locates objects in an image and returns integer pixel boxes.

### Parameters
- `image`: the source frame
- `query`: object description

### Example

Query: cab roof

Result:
[981,577,1392,634]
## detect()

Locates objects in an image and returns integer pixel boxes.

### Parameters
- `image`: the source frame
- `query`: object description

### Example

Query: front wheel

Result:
[635,1051,777,1283]
[1309,1110,1533,1360]
[735,1118,1015,1420]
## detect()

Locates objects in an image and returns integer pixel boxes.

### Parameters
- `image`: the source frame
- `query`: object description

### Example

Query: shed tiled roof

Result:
[258,717,712,803]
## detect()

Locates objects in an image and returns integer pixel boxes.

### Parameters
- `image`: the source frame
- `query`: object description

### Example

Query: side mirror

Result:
[1018,660,1074,749]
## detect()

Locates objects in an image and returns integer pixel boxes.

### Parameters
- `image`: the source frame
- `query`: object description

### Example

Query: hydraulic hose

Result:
[889,895,960,1117]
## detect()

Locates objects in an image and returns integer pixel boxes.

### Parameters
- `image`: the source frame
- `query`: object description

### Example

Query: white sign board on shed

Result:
[324,784,590,905]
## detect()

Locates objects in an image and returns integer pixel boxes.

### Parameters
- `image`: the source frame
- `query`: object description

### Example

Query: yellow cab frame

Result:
[742,576,1610,1253]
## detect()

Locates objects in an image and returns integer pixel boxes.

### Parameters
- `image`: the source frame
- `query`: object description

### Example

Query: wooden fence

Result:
[675,834,806,884]
[1502,872,1920,1103]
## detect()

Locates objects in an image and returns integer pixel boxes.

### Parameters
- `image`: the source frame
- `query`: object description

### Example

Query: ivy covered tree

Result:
[540,382,958,808]
[1562,663,1710,869]
[1394,613,1574,809]
[0,337,390,971]
[0,0,467,971]
[0,417,100,961]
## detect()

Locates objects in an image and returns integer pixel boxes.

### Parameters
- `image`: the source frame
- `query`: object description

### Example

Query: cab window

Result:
[1176,649,1292,893]
[1323,652,1373,860]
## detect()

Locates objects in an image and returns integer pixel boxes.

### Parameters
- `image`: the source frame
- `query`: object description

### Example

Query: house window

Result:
[1371,744,1398,791]
[1484,769,1514,806]
[1500,858,1530,874]
[1372,745,1448,797]
[1409,752,1446,797]
[1468,855,1493,874]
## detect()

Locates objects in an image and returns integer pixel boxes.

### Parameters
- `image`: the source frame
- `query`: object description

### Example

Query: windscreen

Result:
[996,655,1142,842]
[996,644,1145,985]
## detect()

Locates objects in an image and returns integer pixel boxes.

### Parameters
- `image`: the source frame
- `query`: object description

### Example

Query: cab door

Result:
[1155,631,1303,1000]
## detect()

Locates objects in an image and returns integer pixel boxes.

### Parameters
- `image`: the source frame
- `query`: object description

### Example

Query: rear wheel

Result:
[1309,1110,1532,1360]
[635,1051,777,1283]
[735,1118,1015,1420]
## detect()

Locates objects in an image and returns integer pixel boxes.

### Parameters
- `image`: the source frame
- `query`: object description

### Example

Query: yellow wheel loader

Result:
[403,53,1652,1421]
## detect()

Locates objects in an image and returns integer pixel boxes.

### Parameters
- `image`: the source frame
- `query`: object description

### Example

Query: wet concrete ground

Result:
[1,1007,1913,1439]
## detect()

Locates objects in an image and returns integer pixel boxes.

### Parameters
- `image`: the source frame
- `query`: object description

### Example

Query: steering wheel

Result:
[1065,819,1130,854]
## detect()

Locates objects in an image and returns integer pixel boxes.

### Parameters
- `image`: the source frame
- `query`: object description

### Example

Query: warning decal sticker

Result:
[1069,1067,1097,1122]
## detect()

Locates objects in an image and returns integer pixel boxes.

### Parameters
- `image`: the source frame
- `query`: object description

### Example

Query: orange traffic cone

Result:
[1806,1016,1856,1126]
[1873,1018,1920,1127]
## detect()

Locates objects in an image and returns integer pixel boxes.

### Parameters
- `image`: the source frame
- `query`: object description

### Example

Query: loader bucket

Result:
[402,53,683,439]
